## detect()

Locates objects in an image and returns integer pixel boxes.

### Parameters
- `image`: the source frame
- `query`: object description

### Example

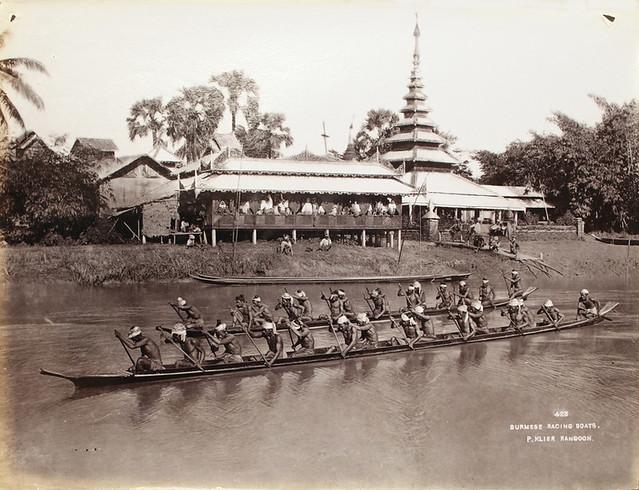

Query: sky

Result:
[1,0,637,161]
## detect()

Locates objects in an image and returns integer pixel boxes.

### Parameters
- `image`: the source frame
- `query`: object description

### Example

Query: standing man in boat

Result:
[435,283,454,309]
[367,288,388,319]
[577,289,601,319]
[468,301,489,335]
[412,305,435,338]
[337,290,356,320]
[456,281,474,306]
[505,270,522,297]
[355,312,378,348]
[249,295,273,328]
[293,289,313,322]
[289,320,315,356]
[246,321,283,367]
[537,299,564,325]
[478,278,496,308]
[207,323,243,363]
[115,326,164,373]
[397,284,419,311]
[275,292,304,326]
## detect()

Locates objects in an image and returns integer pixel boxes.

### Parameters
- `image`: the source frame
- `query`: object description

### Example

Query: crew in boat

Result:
[435,283,454,309]
[468,300,489,334]
[478,278,496,307]
[293,289,313,322]
[457,281,474,306]
[164,323,204,368]
[275,292,303,326]
[412,281,426,305]
[577,289,600,319]
[412,305,435,338]
[367,288,388,319]
[505,270,522,297]
[208,323,243,363]
[115,326,164,373]
[246,321,283,367]
[337,289,356,320]
[397,313,424,346]
[289,320,315,356]
[538,299,565,324]
[249,295,273,328]
[322,290,344,322]
[355,312,378,348]
[397,284,419,311]
[454,304,474,339]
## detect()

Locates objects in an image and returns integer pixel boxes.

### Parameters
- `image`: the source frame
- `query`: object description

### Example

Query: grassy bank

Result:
[1,237,637,286]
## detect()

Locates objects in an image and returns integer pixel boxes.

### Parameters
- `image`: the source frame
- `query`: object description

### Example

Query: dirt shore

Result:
[0,236,637,286]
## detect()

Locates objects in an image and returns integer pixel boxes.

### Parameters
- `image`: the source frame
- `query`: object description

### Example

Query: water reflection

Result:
[457,342,487,372]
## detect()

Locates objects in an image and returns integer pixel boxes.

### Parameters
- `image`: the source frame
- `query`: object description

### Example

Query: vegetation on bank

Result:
[1,238,637,286]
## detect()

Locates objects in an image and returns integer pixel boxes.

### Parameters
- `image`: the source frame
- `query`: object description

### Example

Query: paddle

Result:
[322,291,346,357]
[114,330,136,369]
[449,314,472,341]
[169,302,216,353]
[363,288,376,315]
[387,308,414,350]
[156,326,205,372]
[244,317,270,366]
[540,306,561,331]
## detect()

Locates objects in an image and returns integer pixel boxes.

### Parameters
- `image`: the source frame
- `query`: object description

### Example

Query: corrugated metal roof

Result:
[382,148,458,165]
[482,185,545,199]
[217,157,400,177]
[198,173,414,196]
[405,193,526,211]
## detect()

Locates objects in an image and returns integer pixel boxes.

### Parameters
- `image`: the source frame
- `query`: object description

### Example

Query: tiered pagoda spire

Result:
[382,16,458,176]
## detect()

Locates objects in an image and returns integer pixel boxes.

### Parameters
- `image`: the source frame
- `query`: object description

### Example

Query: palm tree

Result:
[210,70,259,132]
[126,97,167,146]
[353,108,398,160]
[0,30,47,133]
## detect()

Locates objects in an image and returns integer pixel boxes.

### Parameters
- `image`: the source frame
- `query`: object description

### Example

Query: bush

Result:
[556,210,577,226]
[523,212,539,225]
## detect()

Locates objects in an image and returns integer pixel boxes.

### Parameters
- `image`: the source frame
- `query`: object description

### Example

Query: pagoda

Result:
[382,17,458,188]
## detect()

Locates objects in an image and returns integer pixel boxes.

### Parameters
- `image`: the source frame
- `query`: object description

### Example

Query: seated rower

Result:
[397,284,419,311]
[435,283,454,309]
[249,295,273,328]
[115,326,164,373]
[478,278,495,308]
[246,321,283,367]
[275,292,304,325]
[412,281,426,305]
[577,289,600,319]
[367,288,387,320]
[538,299,565,325]
[456,281,474,306]
[454,304,474,339]
[518,298,536,327]
[412,305,435,338]
[335,315,358,352]
[171,297,204,327]
[289,320,315,357]
[468,300,489,335]
[501,298,530,331]
[231,294,251,327]
[207,323,243,363]
[397,313,424,346]
[322,290,345,322]
[337,289,355,319]
[164,323,205,368]
[293,289,313,322]
[505,270,522,297]
[355,312,378,348]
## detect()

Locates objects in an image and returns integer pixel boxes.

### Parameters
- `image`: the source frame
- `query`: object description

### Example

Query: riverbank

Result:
[1,237,637,286]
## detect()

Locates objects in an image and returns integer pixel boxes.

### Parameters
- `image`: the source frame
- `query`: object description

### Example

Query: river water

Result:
[1,276,637,489]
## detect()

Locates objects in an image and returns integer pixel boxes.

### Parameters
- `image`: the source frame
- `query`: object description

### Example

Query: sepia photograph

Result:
[0,0,637,488]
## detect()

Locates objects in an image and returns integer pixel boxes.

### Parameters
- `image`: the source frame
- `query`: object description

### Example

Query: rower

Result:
[275,292,303,326]
[397,284,419,311]
[115,326,164,373]
[355,312,378,348]
[454,304,474,338]
[468,300,489,334]
[232,294,251,327]
[435,283,454,309]
[367,288,387,319]
[249,295,273,328]
[322,290,344,322]
[246,321,283,367]
[335,315,358,351]
[518,298,536,327]
[293,289,313,322]
[501,298,530,331]
[412,305,435,338]
[577,289,600,319]
[171,297,204,327]
[164,323,204,368]
[398,313,424,345]
[289,320,315,356]
[506,270,522,297]
[337,289,355,319]
[208,323,243,363]
[456,281,474,306]
[538,299,565,324]
[478,278,495,308]
[412,281,426,305]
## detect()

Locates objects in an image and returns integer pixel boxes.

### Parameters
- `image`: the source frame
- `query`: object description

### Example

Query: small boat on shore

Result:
[190,272,472,286]
[40,302,617,389]
[590,234,639,246]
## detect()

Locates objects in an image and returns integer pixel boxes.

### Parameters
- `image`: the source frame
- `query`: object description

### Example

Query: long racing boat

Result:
[40,302,617,389]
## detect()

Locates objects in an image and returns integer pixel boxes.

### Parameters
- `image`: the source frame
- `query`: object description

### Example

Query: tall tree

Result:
[126,97,167,146]
[436,128,474,179]
[353,109,399,160]
[165,86,225,163]
[210,70,259,131]
[0,30,47,142]
[236,111,293,159]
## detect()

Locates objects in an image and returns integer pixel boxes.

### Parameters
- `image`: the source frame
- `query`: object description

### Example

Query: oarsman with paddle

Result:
[115,326,164,373]
[207,323,243,363]
[518,298,536,327]
[337,289,356,320]
[366,288,387,319]
[456,281,474,306]
[170,297,204,327]
[245,321,283,367]
[321,290,344,323]
[397,313,424,347]
[577,289,601,319]
[397,284,419,312]
[503,270,522,298]
[160,323,204,369]
[435,283,454,309]
[467,300,490,335]
[231,295,251,327]
[334,315,359,355]
[452,304,475,340]
[537,299,564,327]
[293,289,313,322]
[249,295,273,329]
[275,292,304,327]
[412,281,426,305]
[288,320,315,357]
[478,278,496,309]
[412,305,435,338]
[501,298,529,333]
[355,312,378,348]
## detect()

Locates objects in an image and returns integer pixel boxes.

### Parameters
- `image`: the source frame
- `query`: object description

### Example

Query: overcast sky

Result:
[1,0,637,159]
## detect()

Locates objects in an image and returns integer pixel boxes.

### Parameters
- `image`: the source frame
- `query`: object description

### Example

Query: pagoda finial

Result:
[413,13,420,66]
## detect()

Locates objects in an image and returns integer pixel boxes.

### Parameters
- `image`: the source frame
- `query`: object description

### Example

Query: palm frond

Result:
[0,57,48,75]
[0,89,25,129]
[0,68,44,109]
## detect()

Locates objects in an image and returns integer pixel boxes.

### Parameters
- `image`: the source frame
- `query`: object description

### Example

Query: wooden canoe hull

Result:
[190,272,472,286]
[590,234,639,246]
[40,302,618,389]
